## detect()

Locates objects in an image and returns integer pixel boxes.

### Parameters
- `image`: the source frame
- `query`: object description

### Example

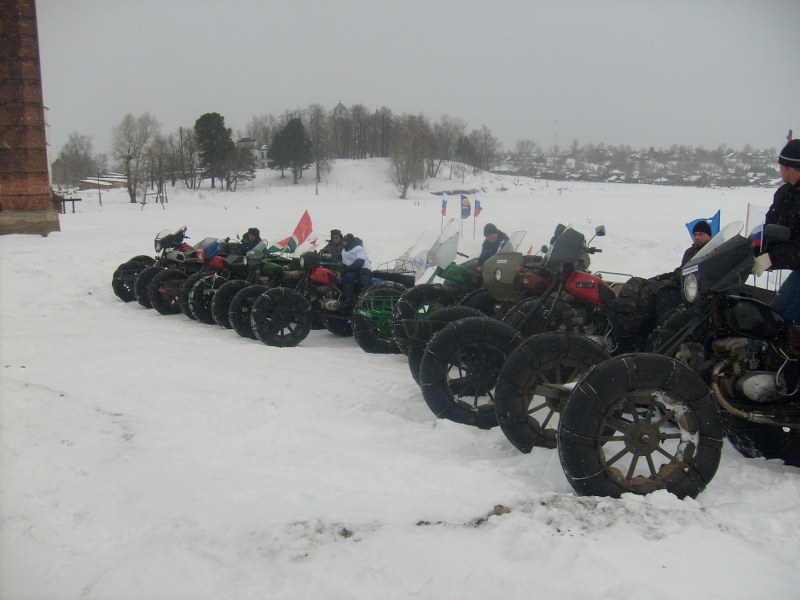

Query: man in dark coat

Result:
[753,139,800,322]
[680,220,713,266]
[240,227,262,253]
[477,223,510,265]
[320,229,345,262]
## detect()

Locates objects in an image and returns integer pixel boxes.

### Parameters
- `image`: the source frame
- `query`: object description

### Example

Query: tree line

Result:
[50,101,781,201]
[50,102,503,201]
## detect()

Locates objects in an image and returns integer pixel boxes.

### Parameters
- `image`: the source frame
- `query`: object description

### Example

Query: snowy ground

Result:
[2,160,798,599]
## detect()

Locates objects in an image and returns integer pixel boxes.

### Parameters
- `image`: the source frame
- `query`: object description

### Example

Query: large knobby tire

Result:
[112,255,154,302]
[180,271,209,320]
[392,283,449,355]
[407,306,483,385]
[149,268,188,315]
[352,284,407,354]
[229,285,267,339]
[134,265,165,308]
[212,280,249,328]
[723,414,800,467]
[558,353,724,499]
[189,274,223,324]
[458,288,497,316]
[494,332,611,452]
[419,316,524,429]
[250,287,312,347]
[322,313,354,337]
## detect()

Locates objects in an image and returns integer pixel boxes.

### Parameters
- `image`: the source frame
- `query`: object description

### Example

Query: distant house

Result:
[78,174,127,190]
[236,138,266,168]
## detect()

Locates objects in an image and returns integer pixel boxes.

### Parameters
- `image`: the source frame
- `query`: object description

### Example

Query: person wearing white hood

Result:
[340,233,373,307]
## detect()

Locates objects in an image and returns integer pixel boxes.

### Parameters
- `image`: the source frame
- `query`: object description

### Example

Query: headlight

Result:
[243,255,249,265]
[494,268,502,282]
[299,256,306,268]
[683,274,699,303]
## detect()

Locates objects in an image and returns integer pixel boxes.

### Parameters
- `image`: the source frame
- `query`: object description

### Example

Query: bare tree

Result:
[111,112,161,203]
[350,103,369,159]
[51,131,97,187]
[468,125,501,172]
[304,103,331,184]
[389,113,431,199]
[368,106,393,158]
[429,114,466,178]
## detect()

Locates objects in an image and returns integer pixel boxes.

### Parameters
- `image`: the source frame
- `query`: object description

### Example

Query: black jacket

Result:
[477,231,510,265]
[765,181,800,271]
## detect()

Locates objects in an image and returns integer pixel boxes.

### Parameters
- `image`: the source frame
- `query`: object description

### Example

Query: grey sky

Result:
[36,0,799,159]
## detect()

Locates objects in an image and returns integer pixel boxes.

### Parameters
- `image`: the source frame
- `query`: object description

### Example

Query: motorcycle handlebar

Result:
[456,251,469,258]
[587,247,602,254]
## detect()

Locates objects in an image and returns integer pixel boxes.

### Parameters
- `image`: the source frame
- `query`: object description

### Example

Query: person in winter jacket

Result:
[340,233,373,305]
[752,139,800,322]
[320,229,345,262]
[240,227,262,253]
[680,220,713,266]
[477,223,510,265]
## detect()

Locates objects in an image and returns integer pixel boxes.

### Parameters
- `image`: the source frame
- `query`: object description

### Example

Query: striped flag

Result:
[267,210,313,253]
[474,196,482,217]
[788,129,794,142]
[441,192,448,216]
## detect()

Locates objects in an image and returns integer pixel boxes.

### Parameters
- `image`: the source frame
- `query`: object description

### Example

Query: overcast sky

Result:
[36,0,799,159]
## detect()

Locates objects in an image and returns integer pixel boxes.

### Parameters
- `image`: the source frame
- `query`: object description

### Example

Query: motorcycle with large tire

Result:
[557,221,800,499]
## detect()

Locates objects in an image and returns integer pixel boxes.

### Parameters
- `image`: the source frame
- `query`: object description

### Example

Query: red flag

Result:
[267,210,313,253]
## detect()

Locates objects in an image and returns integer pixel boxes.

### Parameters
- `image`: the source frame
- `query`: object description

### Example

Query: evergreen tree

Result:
[194,112,234,188]
[268,118,312,184]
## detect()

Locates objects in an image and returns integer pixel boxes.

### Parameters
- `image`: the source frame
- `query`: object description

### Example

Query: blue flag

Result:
[460,194,471,219]
[685,210,720,238]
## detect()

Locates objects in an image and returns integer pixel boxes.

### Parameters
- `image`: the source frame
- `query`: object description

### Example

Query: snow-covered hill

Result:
[1,160,797,599]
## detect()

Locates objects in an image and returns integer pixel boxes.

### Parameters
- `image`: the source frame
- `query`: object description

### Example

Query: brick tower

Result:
[0,0,61,236]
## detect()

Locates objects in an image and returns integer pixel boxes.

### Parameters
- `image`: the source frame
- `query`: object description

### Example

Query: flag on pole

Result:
[441,193,448,216]
[267,210,313,253]
[460,194,471,219]
[685,210,720,238]
[474,194,482,217]
[788,129,793,142]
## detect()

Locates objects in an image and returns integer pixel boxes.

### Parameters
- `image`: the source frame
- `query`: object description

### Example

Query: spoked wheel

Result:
[724,415,800,467]
[392,283,449,355]
[112,255,154,302]
[211,280,249,328]
[229,285,267,339]
[148,268,188,315]
[180,271,208,320]
[407,306,483,384]
[352,283,407,354]
[190,273,227,324]
[494,332,611,452]
[419,316,524,429]
[134,265,165,308]
[558,353,723,499]
[250,287,312,347]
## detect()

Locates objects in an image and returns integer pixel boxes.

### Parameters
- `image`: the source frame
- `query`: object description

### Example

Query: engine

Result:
[709,337,785,403]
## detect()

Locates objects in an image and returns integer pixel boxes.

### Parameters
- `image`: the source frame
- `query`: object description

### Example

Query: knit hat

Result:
[692,221,712,236]
[247,227,260,237]
[484,223,499,236]
[330,229,343,238]
[778,139,800,169]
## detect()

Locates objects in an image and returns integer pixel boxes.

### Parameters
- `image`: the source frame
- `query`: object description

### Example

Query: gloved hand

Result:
[752,253,772,276]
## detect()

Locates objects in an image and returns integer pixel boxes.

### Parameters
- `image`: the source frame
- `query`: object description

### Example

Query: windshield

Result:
[692,221,744,261]
[498,230,526,253]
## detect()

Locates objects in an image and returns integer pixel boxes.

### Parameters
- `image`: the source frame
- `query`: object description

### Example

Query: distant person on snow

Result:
[477,223,510,265]
[240,227,262,253]
[340,233,373,306]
